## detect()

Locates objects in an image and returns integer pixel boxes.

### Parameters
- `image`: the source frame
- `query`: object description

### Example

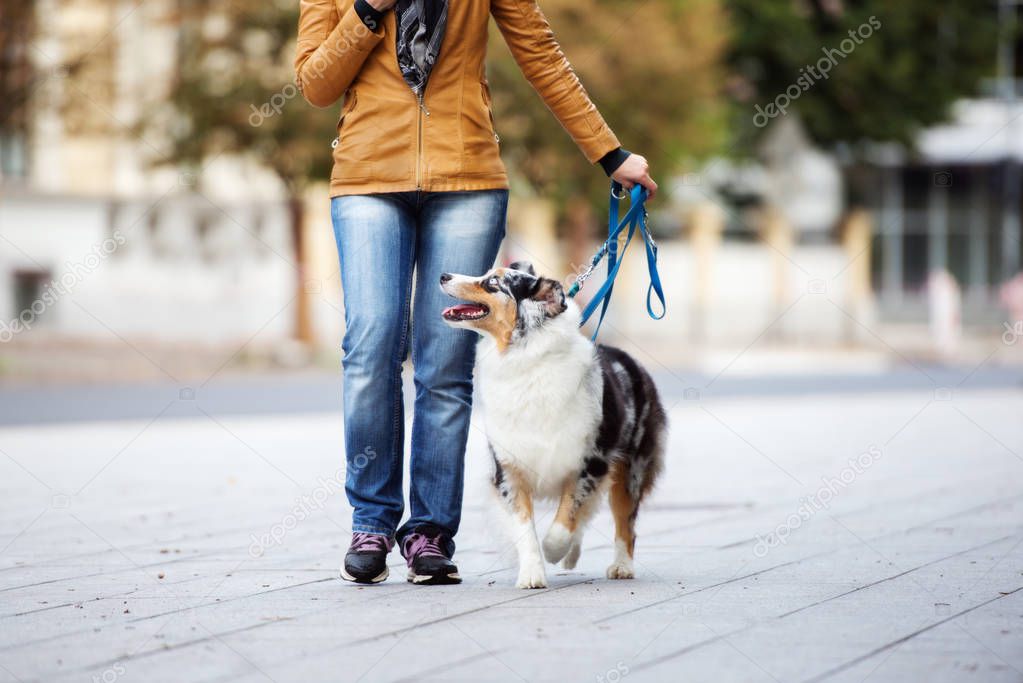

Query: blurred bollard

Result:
[508,198,562,279]
[759,206,794,341]
[687,202,725,344]
[841,209,874,343]
[565,198,595,286]
[290,197,315,347]
[928,270,962,359]
[305,184,344,350]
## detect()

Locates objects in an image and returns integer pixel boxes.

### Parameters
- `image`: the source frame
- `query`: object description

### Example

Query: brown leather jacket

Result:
[295,0,620,196]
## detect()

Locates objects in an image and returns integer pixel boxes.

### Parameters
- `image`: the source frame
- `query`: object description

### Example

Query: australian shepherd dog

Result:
[440,261,666,588]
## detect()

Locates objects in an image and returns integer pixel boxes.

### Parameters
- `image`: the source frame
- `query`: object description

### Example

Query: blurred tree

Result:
[0,0,98,178]
[487,0,730,227]
[0,1,37,138]
[725,0,1000,149]
[153,0,731,318]
[0,0,36,178]
[152,0,337,343]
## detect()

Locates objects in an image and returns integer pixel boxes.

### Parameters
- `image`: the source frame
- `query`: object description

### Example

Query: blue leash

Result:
[566,182,666,340]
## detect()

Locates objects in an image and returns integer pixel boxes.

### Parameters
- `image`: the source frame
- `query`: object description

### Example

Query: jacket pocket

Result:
[458,80,503,177]
[332,91,414,183]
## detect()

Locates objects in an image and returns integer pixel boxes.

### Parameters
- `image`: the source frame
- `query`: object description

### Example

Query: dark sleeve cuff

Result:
[598,147,631,176]
[354,0,385,31]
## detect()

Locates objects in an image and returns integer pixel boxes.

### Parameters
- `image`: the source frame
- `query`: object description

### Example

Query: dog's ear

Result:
[532,277,567,318]
[505,270,541,301]
[508,261,536,276]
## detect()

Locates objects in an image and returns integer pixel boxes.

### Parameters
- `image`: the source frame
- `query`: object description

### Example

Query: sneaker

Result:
[401,527,461,585]
[340,532,393,584]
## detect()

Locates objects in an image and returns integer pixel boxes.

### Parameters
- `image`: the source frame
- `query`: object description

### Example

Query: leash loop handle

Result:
[574,182,666,340]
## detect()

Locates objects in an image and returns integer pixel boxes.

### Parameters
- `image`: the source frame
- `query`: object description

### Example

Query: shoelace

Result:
[350,532,392,553]
[402,532,446,560]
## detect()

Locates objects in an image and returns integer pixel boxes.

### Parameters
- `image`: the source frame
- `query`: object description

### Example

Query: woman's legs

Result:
[398,190,508,548]
[331,193,417,537]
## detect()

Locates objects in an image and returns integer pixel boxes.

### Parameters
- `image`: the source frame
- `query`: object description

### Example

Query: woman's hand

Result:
[366,0,397,10]
[611,153,658,200]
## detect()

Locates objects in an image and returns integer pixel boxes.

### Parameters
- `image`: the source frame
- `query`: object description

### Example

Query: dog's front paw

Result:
[516,560,548,589]
[542,524,573,564]
[606,559,635,580]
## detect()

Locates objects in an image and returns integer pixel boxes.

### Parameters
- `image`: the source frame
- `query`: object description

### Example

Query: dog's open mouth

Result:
[442,302,490,322]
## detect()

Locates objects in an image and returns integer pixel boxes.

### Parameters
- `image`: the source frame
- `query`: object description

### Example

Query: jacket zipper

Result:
[331,91,356,149]
[416,92,430,189]
[482,82,499,142]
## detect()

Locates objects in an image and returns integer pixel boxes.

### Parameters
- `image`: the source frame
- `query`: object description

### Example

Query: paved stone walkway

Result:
[0,382,1021,682]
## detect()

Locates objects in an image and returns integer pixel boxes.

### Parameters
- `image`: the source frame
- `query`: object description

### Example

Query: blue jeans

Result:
[330,190,507,550]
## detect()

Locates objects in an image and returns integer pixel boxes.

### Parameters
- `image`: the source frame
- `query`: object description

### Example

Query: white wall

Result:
[1,189,877,351]
[584,241,871,348]
[0,192,295,346]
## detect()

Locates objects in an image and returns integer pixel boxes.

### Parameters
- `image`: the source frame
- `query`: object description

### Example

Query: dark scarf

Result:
[395,0,448,97]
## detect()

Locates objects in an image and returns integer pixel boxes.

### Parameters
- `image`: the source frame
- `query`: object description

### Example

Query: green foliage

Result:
[486,0,731,206]
[725,0,1000,149]
[158,0,337,193]
[152,0,1001,202]
[158,0,732,205]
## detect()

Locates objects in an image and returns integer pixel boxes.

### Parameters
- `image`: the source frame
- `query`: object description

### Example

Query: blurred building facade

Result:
[0,0,304,349]
[865,98,1022,324]
[0,0,1019,368]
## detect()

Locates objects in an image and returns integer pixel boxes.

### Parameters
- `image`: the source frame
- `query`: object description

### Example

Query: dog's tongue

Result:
[444,304,486,317]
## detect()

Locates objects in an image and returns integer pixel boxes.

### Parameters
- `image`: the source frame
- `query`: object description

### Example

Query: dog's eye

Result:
[485,277,501,292]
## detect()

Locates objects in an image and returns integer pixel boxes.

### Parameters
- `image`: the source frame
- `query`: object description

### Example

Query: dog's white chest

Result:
[477,340,603,497]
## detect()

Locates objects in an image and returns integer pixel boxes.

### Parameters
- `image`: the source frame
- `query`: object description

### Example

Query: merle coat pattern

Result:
[440,261,666,588]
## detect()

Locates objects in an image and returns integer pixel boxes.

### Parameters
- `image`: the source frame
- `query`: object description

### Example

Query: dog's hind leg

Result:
[543,456,607,565]
[607,459,640,579]
[608,393,666,579]
[491,451,546,589]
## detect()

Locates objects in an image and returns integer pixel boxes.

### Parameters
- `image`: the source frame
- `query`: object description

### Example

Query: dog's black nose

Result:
[440,273,453,284]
